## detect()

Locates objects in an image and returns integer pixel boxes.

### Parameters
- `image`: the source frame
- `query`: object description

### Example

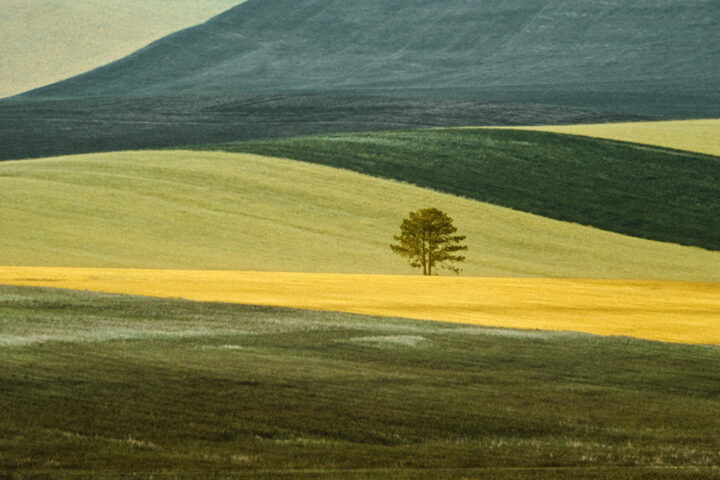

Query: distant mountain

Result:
[19,0,720,116]
[3,0,718,161]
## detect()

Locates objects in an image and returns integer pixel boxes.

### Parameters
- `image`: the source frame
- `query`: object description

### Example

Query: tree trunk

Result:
[426,231,433,275]
[421,231,428,275]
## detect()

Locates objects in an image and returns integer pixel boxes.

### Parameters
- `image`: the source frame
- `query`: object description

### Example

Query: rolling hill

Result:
[18,0,720,118]
[198,128,720,251]
[1,149,719,280]
[504,119,720,157]
[4,0,715,161]
[3,2,719,476]
[0,95,641,162]
[3,285,720,478]
[0,0,243,98]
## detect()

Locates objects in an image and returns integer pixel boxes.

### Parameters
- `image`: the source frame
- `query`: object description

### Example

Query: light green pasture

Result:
[1,150,718,280]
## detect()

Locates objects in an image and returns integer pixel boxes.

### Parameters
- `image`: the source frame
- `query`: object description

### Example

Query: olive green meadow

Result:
[2,286,720,479]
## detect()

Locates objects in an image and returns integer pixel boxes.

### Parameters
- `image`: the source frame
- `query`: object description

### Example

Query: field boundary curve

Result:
[2,267,718,346]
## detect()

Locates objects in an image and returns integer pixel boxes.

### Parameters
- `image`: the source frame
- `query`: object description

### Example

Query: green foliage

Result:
[391,208,467,275]
[2,285,720,478]
[200,128,720,250]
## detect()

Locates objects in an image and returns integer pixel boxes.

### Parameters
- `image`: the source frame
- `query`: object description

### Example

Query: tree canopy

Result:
[390,207,467,275]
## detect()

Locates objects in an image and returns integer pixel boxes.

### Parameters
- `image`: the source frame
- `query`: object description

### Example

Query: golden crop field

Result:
[499,119,720,156]
[2,266,719,346]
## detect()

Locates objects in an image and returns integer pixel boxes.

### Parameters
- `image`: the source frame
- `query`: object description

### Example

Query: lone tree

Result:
[390,207,467,275]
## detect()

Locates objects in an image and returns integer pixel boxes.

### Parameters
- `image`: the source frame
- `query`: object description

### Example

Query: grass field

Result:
[502,119,720,157]
[2,150,720,280]
[0,93,641,163]
[2,267,719,346]
[2,284,720,479]
[198,128,720,250]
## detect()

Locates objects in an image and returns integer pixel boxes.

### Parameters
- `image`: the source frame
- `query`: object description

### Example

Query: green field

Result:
[2,150,720,279]
[5,2,720,476]
[197,128,720,251]
[2,285,720,479]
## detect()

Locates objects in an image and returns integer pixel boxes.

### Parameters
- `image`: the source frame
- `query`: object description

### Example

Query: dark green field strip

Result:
[0,94,645,162]
[197,129,720,250]
[2,286,720,479]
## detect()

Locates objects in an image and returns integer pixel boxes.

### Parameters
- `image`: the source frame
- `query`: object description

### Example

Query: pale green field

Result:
[2,150,719,280]
[497,119,720,156]
[0,0,243,98]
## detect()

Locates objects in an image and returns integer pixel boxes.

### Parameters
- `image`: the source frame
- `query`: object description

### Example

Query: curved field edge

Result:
[2,267,719,346]
[495,119,720,157]
[2,150,720,281]
[2,285,720,478]
[195,128,720,251]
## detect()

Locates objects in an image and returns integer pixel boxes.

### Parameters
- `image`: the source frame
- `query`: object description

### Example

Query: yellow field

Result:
[2,266,719,346]
[498,119,720,156]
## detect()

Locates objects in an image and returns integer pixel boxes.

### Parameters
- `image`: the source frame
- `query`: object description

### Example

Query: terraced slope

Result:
[506,119,720,157]
[2,150,720,279]
[3,286,720,478]
[200,128,720,251]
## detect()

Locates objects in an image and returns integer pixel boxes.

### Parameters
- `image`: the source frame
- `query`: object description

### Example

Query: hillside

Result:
[2,150,719,280]
[5,0,716,161]
[505,119,720,157]
[0,94,641,162]
[3,285,720,478]
[199,128,720,251]
[17,0,720,118]
[0,0,243,98]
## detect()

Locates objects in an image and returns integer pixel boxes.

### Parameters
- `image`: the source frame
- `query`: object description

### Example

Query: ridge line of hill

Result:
[15,0,720,118]
[194,128,720,251]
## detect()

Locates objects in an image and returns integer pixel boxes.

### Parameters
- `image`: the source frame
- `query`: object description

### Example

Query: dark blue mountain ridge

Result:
[19,0,720,116]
